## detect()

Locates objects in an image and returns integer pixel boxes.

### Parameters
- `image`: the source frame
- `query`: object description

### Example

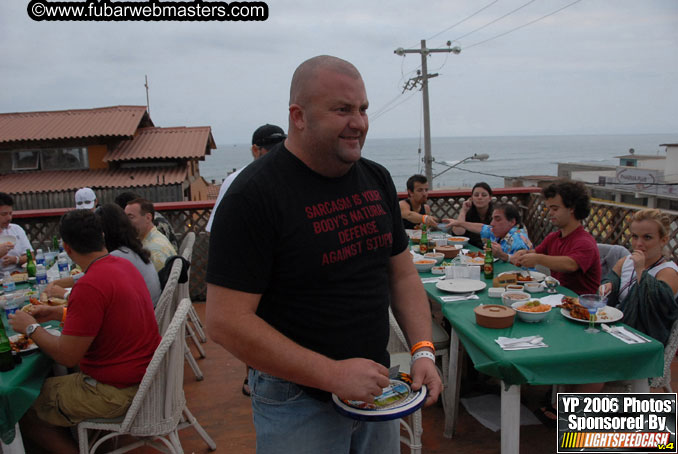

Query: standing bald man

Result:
[206,55,441,453]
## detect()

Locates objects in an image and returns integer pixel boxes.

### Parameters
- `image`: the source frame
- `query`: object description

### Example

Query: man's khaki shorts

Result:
[33,372,139,427]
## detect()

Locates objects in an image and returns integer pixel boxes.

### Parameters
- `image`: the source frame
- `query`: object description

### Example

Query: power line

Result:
[426,0,501,43]
[451,0,541,42]
[371,91,419,123]
[465,0,584,50]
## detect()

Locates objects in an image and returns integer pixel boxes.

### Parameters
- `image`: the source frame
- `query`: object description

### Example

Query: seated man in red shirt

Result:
[511,181,601,295]
[9,209,161,453]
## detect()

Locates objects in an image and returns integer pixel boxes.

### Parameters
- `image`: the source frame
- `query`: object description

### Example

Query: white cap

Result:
[75,187,96,210]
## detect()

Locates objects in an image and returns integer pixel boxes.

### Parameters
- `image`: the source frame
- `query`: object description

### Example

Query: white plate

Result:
[436,278,487,294]
[560,306,623,324]
[332,373,427,421]
[9,328,60,355]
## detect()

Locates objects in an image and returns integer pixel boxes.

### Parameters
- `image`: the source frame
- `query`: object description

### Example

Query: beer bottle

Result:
[419,224,429,255]
[52,235,59,252]
[26,249,37,279]
[483,239,494,279]
[0,322,15,372]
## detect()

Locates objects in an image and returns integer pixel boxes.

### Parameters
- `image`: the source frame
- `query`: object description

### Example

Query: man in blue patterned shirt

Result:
[445,202,532,261]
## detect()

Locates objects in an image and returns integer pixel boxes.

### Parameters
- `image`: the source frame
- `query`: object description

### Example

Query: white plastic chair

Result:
[154,262,216,451]
[388,308,423,454]
[77,299,192,454]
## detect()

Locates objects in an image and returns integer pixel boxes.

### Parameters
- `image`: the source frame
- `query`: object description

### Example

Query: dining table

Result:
[0,285,58,454]
[416,245,665,454]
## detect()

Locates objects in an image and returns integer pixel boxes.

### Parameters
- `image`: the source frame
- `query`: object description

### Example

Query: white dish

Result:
[560,306,623,325]
[332,373,427,421]
[9,327,60,354]
[512,301,552,323]
[436,278,487,294]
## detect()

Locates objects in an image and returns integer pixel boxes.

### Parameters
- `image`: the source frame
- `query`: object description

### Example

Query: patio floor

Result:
[134,302,677,454]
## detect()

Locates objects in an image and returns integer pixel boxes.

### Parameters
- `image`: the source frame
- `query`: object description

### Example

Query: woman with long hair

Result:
[450,182,493,248]
[600,209,678,345]
[96,203,162,306]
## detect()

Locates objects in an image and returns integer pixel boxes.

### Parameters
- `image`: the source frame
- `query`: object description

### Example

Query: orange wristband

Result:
[410,341,435,355]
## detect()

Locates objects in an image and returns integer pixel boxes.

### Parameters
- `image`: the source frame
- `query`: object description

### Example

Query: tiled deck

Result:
[135,302,676,454]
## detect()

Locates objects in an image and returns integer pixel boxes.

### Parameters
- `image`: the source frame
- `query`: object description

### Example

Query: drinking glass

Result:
[579,294,607,333]
[544,277,559,293]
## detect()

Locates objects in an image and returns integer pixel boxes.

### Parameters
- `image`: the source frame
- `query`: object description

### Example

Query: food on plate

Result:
[70,269,82,276]
[559,296,592,321]
[10,272,28,283]
[502,292,530,301]
[10,334,34,352]
[449,237,467,242]
[561,295,579,305]
[414,259,436,265]
[516,301,551,313]
[39,293,68,306]
[516,274,534,282]
[466,251,485,259]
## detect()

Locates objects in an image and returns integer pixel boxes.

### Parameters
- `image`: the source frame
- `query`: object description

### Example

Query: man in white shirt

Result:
[206,124,286,232]
[0,192,32,273]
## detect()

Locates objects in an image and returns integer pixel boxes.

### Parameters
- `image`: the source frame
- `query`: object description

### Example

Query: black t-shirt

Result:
[466,203,493,249]
[207,144,409,372]
[401,199,426,230]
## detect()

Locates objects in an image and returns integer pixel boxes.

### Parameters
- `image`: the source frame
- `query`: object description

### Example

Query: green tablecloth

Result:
[0,305,56,444]
[422,256,664,386]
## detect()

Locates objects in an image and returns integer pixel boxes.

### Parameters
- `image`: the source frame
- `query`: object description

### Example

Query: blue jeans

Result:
[248,369,400,454]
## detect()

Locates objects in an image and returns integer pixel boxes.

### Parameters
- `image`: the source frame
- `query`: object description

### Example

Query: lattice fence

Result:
[15,195,678,301]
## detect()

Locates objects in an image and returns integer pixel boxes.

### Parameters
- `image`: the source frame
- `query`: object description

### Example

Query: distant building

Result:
[556,144,678,211]
[0,105,216,209]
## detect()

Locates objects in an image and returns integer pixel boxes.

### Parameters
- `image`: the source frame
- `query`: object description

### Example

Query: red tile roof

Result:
[0,106,151,144]
[0,167,187,194]
[206,183,221,200]
[105,126,216,162]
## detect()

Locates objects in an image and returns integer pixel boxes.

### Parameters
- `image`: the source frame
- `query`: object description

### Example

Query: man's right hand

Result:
[21,305,61,323]
[329,358,390,403]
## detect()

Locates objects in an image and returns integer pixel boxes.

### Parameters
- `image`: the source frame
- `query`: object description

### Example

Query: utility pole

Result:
[395,40,461,185]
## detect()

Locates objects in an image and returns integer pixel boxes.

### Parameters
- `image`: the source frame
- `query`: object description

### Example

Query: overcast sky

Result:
[1,0,676,144]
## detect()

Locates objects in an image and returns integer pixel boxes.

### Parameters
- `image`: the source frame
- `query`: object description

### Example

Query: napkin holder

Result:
[474,304,516,329]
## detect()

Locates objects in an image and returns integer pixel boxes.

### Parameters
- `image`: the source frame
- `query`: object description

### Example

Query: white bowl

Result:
[447,236,469,246]
[413,259,437,273]
[431,266,446,275]
[512,301,552,323]
[501,291,530,307]
[424,252,444,265]
[524,282,543,293]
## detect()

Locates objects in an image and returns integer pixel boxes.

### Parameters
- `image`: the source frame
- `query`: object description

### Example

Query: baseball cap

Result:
[75,187,96,209]
[252,124,286,147]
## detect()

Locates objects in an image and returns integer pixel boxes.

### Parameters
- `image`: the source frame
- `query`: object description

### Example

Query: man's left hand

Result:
[410,356,442,407]
[8,309,37,335]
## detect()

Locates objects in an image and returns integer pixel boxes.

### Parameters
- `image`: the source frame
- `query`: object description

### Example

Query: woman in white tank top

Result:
[600,209,678,345]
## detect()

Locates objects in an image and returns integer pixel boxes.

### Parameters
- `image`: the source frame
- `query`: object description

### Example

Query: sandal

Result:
[242,378,251,397]
[534,403,557,428]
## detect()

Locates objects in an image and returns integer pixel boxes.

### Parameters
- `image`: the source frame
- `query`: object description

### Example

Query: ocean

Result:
[200,133,676,191]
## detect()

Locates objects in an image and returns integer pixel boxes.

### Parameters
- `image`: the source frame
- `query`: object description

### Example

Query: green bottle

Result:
[26,249,37,278]
[52,235,59,252]
[0,322,15,372]
[419,224,429,254]
[483,239,494,279]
